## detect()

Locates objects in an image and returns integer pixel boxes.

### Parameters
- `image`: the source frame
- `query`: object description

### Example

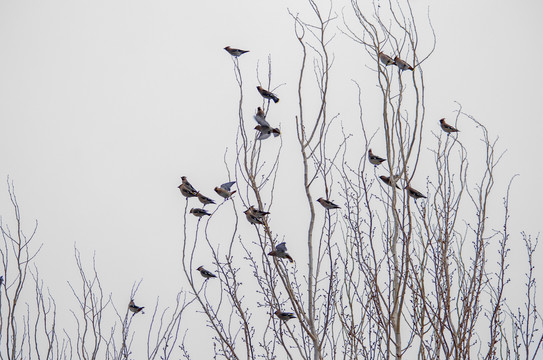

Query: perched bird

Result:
[405,186,426,199]
[178,184,198,198]
[317,197,340,210]
[394,56,414,71]
[0,275,3,287]
[197,266,217,279]
[379,175,401,189]
[190,208,211,218]
[378,52,395,66]
[178,176,198,198]
[181,176,198,193]
[197,192,216,206]
[224,46,249,57]
[439,118,459,134]
[244,208,265,225]
[128,299,145,314]
[248,205,270,218]
[214,181,237,199]
[257,86,280,103]
[274,310,296,321]
[368,149,386,166]
[268,242,294,263]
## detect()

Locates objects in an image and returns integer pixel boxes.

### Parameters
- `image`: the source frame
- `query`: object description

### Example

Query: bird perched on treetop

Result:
[214,181,236,199]
[190,208,211,218]
[394,56,414,71]
[274,310,296,321]
[196,192,216,206]
[317,197,340,210]
[378,52,395,66]
[379,175,401,189]
[129,299,144,314]
[257,86,280,103]
[244,208,265,225]
[254,107,280,140]
[405,186,426,199]
[368,149,386,166]
[197,266,217,279]
[268,242,294,263]
[224,46,249,57]
[439,118,459,134]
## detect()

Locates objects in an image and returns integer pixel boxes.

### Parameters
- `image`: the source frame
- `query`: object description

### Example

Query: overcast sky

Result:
[1,0,542,356]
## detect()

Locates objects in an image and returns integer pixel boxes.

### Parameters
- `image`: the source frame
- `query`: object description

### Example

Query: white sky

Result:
[1,0,542,356]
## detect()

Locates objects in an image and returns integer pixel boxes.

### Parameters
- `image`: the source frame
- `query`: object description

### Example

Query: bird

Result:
[190,208,211,218]
[248,205,270,218]
[379,175,401,189]
[405,185,426,199]
[368,149,386,166]
[378,52,395,66]
[128,299,145,314]
[274,310,296,321]
[197,192,216,206]
[257,86,280,103]
[214,181,237,199]
[181,176,198,193]
[268,242,294,263]
[178,184,198,198]
[317,197,340,210]
[0,275,3,287]
[394,56,414,71]
[254,107,281,140]
[244,208,265,225]
[255,125,281,140]
[197,266,217,279]
[224,46,249,57]
[439,118,459,134]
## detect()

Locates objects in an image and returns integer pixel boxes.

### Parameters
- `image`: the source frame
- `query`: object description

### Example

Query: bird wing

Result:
[221,181,236,191]
[254,114,271,127]
[276,242,287,252]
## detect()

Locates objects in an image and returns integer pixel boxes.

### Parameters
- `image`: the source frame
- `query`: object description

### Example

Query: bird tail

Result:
[230,190,237,196]
[272,96,279,103]
[286,255,294,263]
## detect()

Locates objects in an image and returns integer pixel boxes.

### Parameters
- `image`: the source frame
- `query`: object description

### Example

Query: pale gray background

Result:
[0,0,541,355]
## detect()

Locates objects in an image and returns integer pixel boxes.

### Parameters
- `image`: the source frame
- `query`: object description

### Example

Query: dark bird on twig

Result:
[317,197,340,209]
[268,242,294,263]
[129,300,145,315]
[394,56,414,71]
[178,176,198,198]
[224,46,249,57]
[275,310,296,321]
[257,86,280,103]
[196,193,215,206]
[379,175,401,189]
[190,208,211,218]
[439,118,459,134]
[244,208,265,225]
[405,186,427,199]
[368,149,386,166]
[197,266,217,279]
[247,205,270,218]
